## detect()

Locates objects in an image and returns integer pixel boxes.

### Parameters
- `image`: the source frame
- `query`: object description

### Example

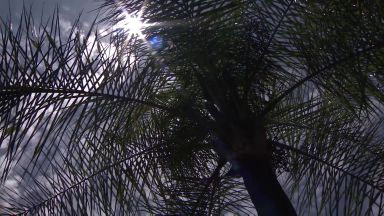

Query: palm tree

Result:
[1,0,383,215]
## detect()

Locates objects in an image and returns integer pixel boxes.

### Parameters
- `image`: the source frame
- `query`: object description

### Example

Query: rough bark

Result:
[237,155,297,216]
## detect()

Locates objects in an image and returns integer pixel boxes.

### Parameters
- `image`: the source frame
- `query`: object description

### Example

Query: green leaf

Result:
[31,39,39,49]
[43,28,57,49]
[4,127,16,135]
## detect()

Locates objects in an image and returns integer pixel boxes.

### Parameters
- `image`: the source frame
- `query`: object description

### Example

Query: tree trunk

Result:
[237,155,297,216]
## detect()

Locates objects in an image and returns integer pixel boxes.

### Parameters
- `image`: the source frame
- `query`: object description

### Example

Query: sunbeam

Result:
[113,0,150,40]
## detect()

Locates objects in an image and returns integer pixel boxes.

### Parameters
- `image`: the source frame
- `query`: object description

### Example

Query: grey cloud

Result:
[1,0,102,30]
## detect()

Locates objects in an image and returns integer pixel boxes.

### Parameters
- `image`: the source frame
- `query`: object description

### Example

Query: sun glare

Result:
[114,13,147,39]
[125,15,143,35]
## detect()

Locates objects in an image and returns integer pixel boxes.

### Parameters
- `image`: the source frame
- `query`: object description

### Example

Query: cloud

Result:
[59,18,72,33]
[61,5,70,11]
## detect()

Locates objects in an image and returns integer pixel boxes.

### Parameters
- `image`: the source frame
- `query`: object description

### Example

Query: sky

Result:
[1,0,100,26]
[0,0,107,214]
[0,1,274,214]
[0,1,185,215]
[0,0,103,152]
[0,0,383,215]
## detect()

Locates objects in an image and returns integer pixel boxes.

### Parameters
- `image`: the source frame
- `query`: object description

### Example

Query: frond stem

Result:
[244,0,295,99]
[269,140,384,193]
[191,157,226,214]
[20,142,169,215]
[261,41,384,117]
[1,86,179,114]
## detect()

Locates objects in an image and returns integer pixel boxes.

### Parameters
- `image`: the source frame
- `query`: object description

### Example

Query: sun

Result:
[112,0,148,39]
[127,16,143,34]
[112,0,179,52]
[123,15,145,37]
[114,13,146,39]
